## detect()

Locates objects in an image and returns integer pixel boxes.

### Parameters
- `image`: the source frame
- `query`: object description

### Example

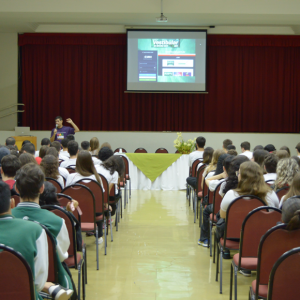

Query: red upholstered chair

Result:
[215,195,265,294]
[229,206,282,300]
[62,184,102,270]
[114,148,127,153]
[66,166,76,174]
[210,181,224,257]
[187,159,202,206]
[0,245,35,300]
[120,155,131,201]
[155,148,168,153]
[249,224,300,300]
[276,186,290,200]
[46,177,63,192]
[267,247,300,300]
[11,194,20,207]
[134,148,147,153]
[198,172,210,227]
[193,164,207,223]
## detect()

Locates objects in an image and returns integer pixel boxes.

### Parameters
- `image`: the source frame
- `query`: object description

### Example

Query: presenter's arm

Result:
[66,118,80,133]
[50,128,57,142]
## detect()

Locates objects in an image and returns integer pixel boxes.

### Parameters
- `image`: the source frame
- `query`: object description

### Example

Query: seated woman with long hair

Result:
[274,158,299,191]
[19,152,38,167]
[89,137,100,156]
[279,172,300,208]
[40,155,65,188]
[252,149,268,173]
[282,196,300,230]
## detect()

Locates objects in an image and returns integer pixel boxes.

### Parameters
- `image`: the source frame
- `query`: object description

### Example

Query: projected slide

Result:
[138,39,196,83]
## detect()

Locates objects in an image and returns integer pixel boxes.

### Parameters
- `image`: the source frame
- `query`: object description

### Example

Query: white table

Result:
[119,154,189,191]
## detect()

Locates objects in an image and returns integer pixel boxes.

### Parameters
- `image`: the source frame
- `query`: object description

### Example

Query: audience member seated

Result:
[0,181,72,300]
[65,150,104,244]
[188,136,206,167]
[60,141,79,168]
[98,147,114,163]
[12,164,75,299]
[276,149,290,160]
[39,145,48,159]
[253,145,264,151]
[0,147,10,179]
[60,138,70,160]
[227,149,238,156]
[100,142,112,150]
[227,144,236,151]
[198,155,233,247]
[21,142,41,165]
[66,134,75,141]
[263,153,278,184]
[295,142,300,157]
[282,196,300,229]
[82,140,100,165]
[5,136,16,147]
[19,152,38,167]
[222,139,233,153]
[41,155,65,188]
[10,149,19,158]
[291,155,300,168]
[35,138,50,157]
[278,172,300,208]
[90,137,100,156]
[264,144,276,153]
[274,158,299,191]
[186,147,214,190]
[252,149,268,172]
[280,145,291,157]
[1,154,21,192]
[239,141,253,159]
[50,141,62,156]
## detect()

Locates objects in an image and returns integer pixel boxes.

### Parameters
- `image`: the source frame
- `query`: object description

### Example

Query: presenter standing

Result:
[50,116,80,143]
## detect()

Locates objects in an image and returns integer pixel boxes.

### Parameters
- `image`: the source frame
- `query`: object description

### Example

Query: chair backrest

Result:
[267,247,300,300]
[265,179,275,186]
[76,179,104,213]
[0,244,35,300]
[11,194,20,207]
[191,159,202,177]
[66,167,76,174]
[212,181,224,215]
[41,205,77,261]
[134,148,147,153]
[239,206,282,260]
[62,184,96,224]
[224,195,266,245]
[256,224,300,290]
[202,173,209,199]
[155,148,168,153]
[276,186,290,199]
[57,193,80,221]
[120,155,129,181]
[114,148,127,153]
[98,174,110,205]
[38,223,58,283]
[196,164,207,194]
[46,177,63,192]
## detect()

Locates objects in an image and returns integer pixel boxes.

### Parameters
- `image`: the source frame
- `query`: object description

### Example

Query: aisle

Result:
[71,190,253,300]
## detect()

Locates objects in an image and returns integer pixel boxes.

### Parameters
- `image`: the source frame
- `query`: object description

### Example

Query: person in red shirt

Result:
[1,154,21,191]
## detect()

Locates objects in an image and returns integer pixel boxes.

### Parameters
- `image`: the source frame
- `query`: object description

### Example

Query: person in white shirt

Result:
[81,140,100,165]
[60,141,78,168]
[59,138,70,160]
[263,153,278,184]
[239,141,253,159]
[188,136,206,168]
[35,138,50,157]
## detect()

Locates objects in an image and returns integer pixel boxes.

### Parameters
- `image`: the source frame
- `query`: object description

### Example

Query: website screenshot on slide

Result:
[138,39,196,83]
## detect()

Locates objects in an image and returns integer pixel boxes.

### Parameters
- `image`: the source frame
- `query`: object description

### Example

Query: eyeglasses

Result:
[236,171,239,176]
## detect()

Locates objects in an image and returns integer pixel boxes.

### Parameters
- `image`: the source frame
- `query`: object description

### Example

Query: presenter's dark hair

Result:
[68,141,79,156]
[41,138,51,146]
[98,147,113,162]
[0,181,12,214]
[21,143,35,155]
[223,139,232,149]
[1,154,21,177]
[241,141,250,151]
[5,137,16,146]
[16,163,45,200]
[81,141,90,150]
[61,138,69,148]
[55,116,63,121]
[50,141,61,153]
[196,137,206,148]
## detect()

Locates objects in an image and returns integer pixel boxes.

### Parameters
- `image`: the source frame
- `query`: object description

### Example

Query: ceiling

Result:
[1,0,300,34]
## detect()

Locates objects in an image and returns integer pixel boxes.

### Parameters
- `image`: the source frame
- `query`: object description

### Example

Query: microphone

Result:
[56,124,58,129]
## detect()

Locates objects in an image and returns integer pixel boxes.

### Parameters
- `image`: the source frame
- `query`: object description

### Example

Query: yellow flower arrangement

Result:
[174,132,196,154]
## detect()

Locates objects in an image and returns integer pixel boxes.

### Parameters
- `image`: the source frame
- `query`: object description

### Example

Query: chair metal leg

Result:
[116,203,119,231]
[220,246,223,294]
[216,243,219,281]
[213,232,216,263]
[234,264,238,300]
[209,221,213,257]
[96,228,99,270]
[84,247,87,284]
[109,211,113,242]
[199,203,203,227]
[82,260,85,300]
[77,260,81,300]
[194,194,196,223]
[129,179,131,199]
[121,191,123,219]
[230,263,233,300]
[104,217,107,256]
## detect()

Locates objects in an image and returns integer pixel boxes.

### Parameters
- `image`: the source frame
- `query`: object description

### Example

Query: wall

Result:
[0,33,18,130]
[0,130,299,156]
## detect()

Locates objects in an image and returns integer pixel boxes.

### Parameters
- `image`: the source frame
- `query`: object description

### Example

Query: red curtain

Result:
[19,33,300,132]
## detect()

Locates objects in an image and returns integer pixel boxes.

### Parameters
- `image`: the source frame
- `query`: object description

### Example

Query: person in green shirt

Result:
[12,163,76,299]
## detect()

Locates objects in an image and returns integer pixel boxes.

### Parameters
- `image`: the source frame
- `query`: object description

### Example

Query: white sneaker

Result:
[95,237,103,244]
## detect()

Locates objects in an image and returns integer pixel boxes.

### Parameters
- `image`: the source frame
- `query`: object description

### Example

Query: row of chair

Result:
[187,159,299,300]
[114,147,179,153]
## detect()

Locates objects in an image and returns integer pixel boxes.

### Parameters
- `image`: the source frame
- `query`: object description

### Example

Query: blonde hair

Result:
[274,158,299,190]
[205,149,225,173]
[90,137,100,155]
[235,161,271,205]
[283,172,300,204]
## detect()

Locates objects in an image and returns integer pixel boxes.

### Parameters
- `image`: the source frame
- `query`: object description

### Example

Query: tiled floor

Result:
[71,190,253,300]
